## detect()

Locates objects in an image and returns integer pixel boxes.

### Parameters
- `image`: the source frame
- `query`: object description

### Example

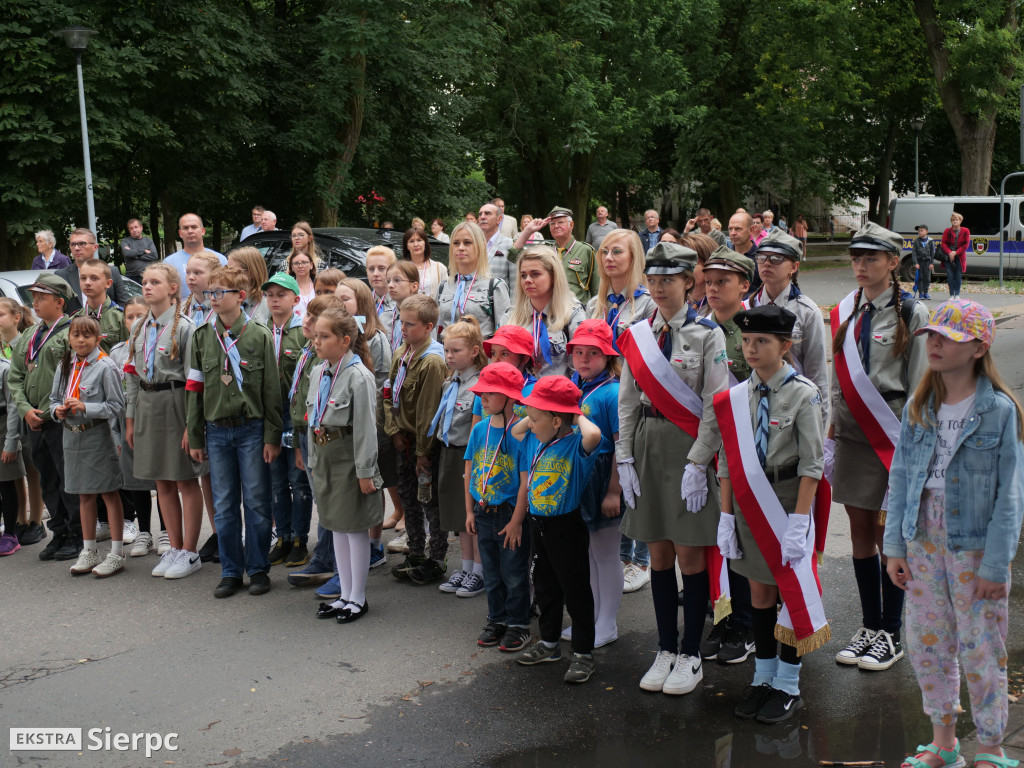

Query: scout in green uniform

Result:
[72,259,128,353]
[9,273,81,561]
[511,206,598,304]
[185,265,283,599]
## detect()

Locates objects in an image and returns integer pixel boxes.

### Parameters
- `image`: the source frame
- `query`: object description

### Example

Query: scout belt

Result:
[139,380,181,393]
[313,425,351,445]
[64,419,101,433]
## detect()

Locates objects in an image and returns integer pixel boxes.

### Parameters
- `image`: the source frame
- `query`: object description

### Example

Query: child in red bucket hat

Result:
[471,324,537,422]
[510,375,605,683]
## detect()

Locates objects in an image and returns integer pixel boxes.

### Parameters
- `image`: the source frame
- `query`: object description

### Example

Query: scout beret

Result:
[733,304,797,335]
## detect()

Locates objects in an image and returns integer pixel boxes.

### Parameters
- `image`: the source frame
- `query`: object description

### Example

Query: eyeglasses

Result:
[755,254,789,265]
[291,260,312,267]
[291,234,308,240]
[386,278,408,285]
[599,247,628,257]
[202,289,241,300]
[69,241,95,248]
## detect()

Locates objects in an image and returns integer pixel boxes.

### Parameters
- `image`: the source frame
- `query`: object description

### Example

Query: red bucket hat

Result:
[566,319,618,357]
[520,375,582,416]
[468,362,526,401]
[483,325,535,358]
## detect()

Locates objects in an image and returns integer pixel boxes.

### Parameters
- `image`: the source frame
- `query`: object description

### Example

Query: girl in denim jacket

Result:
[884,300,1024,768]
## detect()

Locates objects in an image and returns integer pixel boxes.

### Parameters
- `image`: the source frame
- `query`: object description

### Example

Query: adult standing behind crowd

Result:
[477,203,515,286]
[430,219,449,244]
[120,218,159,284]
[683,208,729,248]
[287,222,318,317]
[513,207,598,305]
[31,230,71,270]
[791,215,808,258]
[404,227,448,298]
[728,211,762,296]
[940,212,969,300]
[240,206,264,241]
[436,221,510,339]
[638,209,663,253]
[165,214,227,299]
[56,228,131,313]
[586,206,618,250]
[261,210,278,233]
[494,198,518,240]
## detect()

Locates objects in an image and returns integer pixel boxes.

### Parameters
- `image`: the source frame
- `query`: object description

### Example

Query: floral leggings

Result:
[905,491,1009,744]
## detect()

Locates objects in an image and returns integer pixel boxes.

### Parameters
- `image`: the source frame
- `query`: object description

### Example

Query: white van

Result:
[887,196,1024,280]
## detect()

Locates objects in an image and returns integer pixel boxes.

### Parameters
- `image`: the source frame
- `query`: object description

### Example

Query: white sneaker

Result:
[122,520,138,544]
[639,650,677,692]
[387,531,409,554]
[92,552,126,578]
[70,548,103,575]
[95,522,111,542]
[151,548,179,577]
[156,531,171,555]
[130,531,153,557]
[623,564,651,593]
[164,549,202,580]
[663,654,703,695]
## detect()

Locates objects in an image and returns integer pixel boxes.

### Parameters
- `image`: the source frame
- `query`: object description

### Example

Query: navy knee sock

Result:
[880,569,904,640]
[751,606,778,660]
[728,567,752,629]
[852,554,882,631]
[680,570,710,658]
[779,642,798,665]
[651,567,679,653]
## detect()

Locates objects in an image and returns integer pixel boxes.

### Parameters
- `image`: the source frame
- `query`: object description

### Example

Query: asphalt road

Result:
[2,265,1023,768]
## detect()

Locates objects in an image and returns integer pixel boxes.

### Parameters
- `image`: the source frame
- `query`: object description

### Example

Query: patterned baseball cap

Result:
[914,299,994,346]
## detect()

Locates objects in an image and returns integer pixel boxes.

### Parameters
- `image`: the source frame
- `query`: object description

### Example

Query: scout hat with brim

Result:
[757,229,804,261]
[468,362,526,401]
[483,325,535,358]
[28,273,76,304]
[547,206,574,220]
[262,273,300,295]
[850,221,902,254]
[566,319,618,356]
[703,246,755,282]
[644,242,697,275]
[520,376,582,416]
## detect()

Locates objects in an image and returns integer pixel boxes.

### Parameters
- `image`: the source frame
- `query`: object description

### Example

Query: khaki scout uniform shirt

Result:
[74,298,128,353]
[383,338,448,457]
[288,342,316,429]
[9,317,71,421]
[712,310,751,384]
[262,315,305,406]
[125,305,197,419]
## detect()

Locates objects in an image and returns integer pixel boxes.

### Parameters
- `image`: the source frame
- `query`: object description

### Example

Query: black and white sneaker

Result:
[735,683,773,719]
[857,629,903,671]
[756,687,804,723]
[700,618,728,660]
[834,627,877,665]
[718,623,755,665]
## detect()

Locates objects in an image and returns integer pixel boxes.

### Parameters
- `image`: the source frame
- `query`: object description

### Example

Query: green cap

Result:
[757,229,804,260]
[547,206,574,220]
[703,246,755,282]
[261,272,300,295]
[28,272,76,304]
[644,242,697,275]
[850,221,902,254]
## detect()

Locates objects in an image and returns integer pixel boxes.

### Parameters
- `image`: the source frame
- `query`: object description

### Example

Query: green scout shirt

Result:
[186,313,283,449]
[261,315,306,406]
[383,338,448,457]
[9,317,71,420]
[712,311,751,383]
[288,342,316,429]
[74,298,129,353]
[509,239,598,304]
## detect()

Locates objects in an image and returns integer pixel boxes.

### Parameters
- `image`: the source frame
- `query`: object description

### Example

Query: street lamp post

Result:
[911,117,925,197]
[58,26,97,235]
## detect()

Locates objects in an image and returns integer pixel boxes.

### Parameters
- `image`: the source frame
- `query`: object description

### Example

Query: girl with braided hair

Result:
[828,223,929,673]
[124,263,207,580]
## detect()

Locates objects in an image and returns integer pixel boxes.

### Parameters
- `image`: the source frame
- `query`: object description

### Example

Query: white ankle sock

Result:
[111,541,123,556]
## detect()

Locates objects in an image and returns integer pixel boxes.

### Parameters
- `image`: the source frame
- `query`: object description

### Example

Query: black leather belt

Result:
[764,464,800,482]
[210,415,253,428]
[139,380,181,393]
[642,406,667,420]
[881,390,907,402]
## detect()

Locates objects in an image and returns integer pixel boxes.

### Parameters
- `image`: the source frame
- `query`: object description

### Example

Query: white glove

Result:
[781,513,811,568]
[617,458,641,509]
[823,438,836,486]
[681,462,709,513]
[717,512,742,560]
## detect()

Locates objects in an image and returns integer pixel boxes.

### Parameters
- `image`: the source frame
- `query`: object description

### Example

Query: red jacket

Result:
[940,226,970,272]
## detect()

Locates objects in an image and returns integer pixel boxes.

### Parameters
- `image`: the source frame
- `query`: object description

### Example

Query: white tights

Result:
[590,524,623,642]
[332,530,370,610]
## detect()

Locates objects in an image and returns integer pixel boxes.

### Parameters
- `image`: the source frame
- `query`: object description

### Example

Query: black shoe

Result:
[756,687,804,723]
[735,683,773,719]
[407,558,445,585]
[718,624,755,664]
[391,555,425,581]
[214,577,244,598]
[317,602,349,620]
[54,538,83,561]
[20,522,46,545]
[857,629,904,671]
[284,540,309,567]
[39,534,65,561]
[12,522,27,540]
[499,627,531,653]
[337,599,369,624]
[267,539,292,566]
[249,571,272,595]
[477,622,507,647]
[700,618,729,660]
[198,533,220,563]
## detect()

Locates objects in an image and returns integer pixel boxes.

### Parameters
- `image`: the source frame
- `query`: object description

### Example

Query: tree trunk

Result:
[161,195,175,253]
[870,120,899,223]
[958,121,998,195]
[718,175,740,218]
[615,183,630,229]
[211,220,223,252]
[149,192,161,256]
[567,151,594,241]
[314,53,367,228]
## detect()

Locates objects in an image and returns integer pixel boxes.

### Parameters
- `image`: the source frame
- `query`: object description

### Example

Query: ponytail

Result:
[831,287,862,356]
[890,270,909,358]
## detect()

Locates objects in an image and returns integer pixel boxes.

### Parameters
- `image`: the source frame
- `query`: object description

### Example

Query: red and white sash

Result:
[829,291,900,471]
[714,382,831,655]
[617,320,704,439]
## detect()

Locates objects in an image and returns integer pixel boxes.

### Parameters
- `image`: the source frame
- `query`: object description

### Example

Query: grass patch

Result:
[982,279,1024,294]
[799,259,848,272]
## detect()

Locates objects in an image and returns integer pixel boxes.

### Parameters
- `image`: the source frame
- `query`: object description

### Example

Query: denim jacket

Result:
[883,375,1024,583]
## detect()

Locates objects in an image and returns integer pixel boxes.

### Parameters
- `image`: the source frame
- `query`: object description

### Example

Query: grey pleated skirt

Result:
[438,444,468,533]
[831,399,893,510]
[308,431,384,533]
[64,422,122,494]
[133,386,206,481]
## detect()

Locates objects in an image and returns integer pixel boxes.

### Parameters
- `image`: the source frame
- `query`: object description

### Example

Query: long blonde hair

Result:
[507,245,576,333]
[227,246,269,305]
[130,263,183,364]
[591,229,646,319]
[447,221,490,281]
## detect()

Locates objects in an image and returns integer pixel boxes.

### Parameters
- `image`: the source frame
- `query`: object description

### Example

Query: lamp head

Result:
[910,117,925,133]
[58,26,96,54]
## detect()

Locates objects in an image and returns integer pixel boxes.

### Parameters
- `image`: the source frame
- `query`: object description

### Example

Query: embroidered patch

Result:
[769,417,780,427]
[872,333,885,342]
[713,350,728,364]
[810,393,822,405]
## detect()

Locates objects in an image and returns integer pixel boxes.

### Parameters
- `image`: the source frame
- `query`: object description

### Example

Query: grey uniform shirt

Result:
[437,273,511,338]
[433,367,480,447]
[487,234,517,286]
[49,347,125,426]
[1,361,21,454]
[717,364,824,481]
[498,301,586,377]
[617,306,728,466]
[125,306,197,419]
[368,329,393,392]
[374,292,395,339]
[305,353,379,478]
[586,290,657,341]
[749,282,830,429]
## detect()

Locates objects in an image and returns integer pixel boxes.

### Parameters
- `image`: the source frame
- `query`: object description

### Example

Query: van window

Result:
[954,202,1009,236]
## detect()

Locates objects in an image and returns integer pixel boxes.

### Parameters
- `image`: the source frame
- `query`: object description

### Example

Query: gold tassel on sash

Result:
[775,623,832,657]
[713,594,733,626]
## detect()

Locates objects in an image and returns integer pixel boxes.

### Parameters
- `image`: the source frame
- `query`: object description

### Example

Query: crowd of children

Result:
[1,220,1021,764]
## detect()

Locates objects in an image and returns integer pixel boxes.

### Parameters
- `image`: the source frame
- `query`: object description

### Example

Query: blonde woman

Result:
[587,229,655,345]
[499,245,585,376]
[437,222,510,338]
[226,247,270,324]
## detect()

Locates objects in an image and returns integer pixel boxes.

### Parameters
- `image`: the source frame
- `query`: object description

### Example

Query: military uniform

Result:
[508,207,599,304]
[73,298,128,353]
[436,273,511,338]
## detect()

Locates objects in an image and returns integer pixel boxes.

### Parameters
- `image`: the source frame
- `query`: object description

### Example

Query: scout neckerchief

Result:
[531,310,552,365]
[606,287,648,352]
[216,313,249,391]
[85,299,109,322]
[526,432,572,508]
[390,345,416,407]
[375,291,388,316]
[572,370,613,408]
[450,272,477,324]
[287,343,315,403]
[389,307,403,352]
[428,373,461,446]
[143,315,169,380]
[65,349,107,400]
[480,412,519,500]
[26,318,65,369]
[309,355,359,428]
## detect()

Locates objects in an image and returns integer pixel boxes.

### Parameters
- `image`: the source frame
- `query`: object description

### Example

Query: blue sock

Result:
[772,660,802,696]
[753,656,778,687]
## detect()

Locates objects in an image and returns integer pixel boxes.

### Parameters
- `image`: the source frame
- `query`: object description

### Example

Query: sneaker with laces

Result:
[639,650,678,692]
[755,687,804,723]
[857,629,903,671]
[122,520,138,544]
[438,569,466,593]
[368,544,387,570]
[314,574,341,599]
[19,522,46,545]
[835,627,877,665]
[0,532,21,556]
[268,538,292,566]
[718,623,755,664]
[516,642,562,666]
[39,534,66,561]
[130,531,153,557]
[623,563,651,593]
[499,627,531,652]
[700,619,728,660]
[456,572,485,598]
[164,549,202,579]
[284,540,309,567]
[70,548,103,575]
[735,683,774,719]
[663,654,703,695]
[92,551,126,578]
[564,653,596,684]
[156,531,171,555]
[95,522,111,542]
[288,562,334,587]
[386,531,409,554]
[151,548,179,577]
[478,622,507,647]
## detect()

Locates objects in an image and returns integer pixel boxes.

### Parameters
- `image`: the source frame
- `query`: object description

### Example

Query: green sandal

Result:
[974,753,1020,768]
[902,741,966,768]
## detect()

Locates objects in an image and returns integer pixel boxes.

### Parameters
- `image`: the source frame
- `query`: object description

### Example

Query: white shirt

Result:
[924,394,976,491]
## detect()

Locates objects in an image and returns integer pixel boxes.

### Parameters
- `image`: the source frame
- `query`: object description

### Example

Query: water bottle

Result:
[417,470,432,503]
[281,430,293,449]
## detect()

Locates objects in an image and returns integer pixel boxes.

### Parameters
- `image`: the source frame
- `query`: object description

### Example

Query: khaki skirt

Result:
[134,386,206,481]
[377,424,399,488]
[730,474,800,585]
[620,415,719,546]
[438,444,468,533]
[831,399,893,510]
[64,422,122,494]
[308,430,384,533]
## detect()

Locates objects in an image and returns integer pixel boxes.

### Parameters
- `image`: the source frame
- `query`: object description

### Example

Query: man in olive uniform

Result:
[511,206,598,304]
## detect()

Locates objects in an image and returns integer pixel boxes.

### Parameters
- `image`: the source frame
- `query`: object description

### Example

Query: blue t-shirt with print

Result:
[464,417,523,507]
[575,375,618,454]
[519,430,599,517]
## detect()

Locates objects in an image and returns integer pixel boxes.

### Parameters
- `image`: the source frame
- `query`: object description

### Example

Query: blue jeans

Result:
[475,501,531,628]
[620,534,650,568]
[207,418,273,578]
[947,257,963,295]
[297,430,335,573]
[269,415,313,542]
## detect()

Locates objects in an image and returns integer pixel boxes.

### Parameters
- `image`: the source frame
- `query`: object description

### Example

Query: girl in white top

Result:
[586,229,655,346]
[437,221,511,339]
[403,227,447,298]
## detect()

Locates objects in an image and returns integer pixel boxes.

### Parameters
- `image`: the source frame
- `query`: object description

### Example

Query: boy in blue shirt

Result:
[465,362,531,652]
[511,375,603,684]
